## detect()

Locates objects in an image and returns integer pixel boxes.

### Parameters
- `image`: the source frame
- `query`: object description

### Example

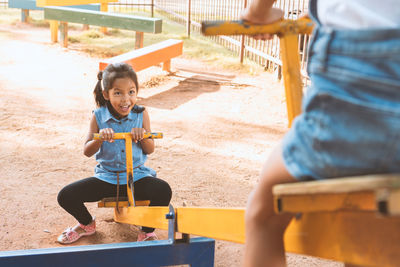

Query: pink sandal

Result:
[57,219,96,244]
[137,231,158,242]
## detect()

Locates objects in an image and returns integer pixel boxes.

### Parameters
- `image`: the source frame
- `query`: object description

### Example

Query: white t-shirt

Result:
[317,0,400,29]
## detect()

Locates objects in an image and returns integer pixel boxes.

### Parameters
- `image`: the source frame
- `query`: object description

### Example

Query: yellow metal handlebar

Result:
[93,131,162,207]
[201,17,314,127]
[93,132,163,140]
[201,17,314,37]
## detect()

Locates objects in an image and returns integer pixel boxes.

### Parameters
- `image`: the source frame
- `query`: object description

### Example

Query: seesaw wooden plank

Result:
[274,175,400,214]
[275,191,377,213]
[44,6,162,33]
[285,211,400,267]
[114,206,170,230]
[110,204,400,266]
[177,207,245,244]
[114,206,245,243]
[98,198,150,208]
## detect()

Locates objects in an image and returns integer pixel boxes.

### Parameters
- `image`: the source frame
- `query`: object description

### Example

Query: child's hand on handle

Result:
[131,128,146,143]
[240,0,284,40]
[99,128,115,143]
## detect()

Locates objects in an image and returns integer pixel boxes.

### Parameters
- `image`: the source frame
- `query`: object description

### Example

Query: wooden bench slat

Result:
[9,0,43,10]
[36,0,117,7]
[99,39,183,72]
[44,6,162,33]
[9,0,100,11]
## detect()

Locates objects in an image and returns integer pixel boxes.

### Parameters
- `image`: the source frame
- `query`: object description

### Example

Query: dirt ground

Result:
[0,23,342,266]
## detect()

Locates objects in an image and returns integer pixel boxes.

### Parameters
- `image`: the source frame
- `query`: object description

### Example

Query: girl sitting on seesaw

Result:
[57,62,172,244]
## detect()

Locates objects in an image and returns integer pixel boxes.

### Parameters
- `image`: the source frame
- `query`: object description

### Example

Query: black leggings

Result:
[57,176,172,233]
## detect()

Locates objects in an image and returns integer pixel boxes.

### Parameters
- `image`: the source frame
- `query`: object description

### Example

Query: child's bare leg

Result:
[244,143,297,267]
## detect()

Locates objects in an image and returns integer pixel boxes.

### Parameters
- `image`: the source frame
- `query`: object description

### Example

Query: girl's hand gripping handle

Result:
[93,132,163,140]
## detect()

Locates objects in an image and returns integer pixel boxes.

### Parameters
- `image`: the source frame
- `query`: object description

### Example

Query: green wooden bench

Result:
[43,6,162,48]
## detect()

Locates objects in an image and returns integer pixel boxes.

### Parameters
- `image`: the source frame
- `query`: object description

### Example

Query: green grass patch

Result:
[0,9,21,25]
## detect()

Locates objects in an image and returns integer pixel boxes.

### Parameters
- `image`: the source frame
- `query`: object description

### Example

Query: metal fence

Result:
[151,0,310,77]
[2,0,310,76]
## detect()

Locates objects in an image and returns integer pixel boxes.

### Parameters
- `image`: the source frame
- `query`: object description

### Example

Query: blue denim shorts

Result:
[282,26,400,181]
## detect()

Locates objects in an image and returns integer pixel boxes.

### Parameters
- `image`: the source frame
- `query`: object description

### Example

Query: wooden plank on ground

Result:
[99,39,183,72]
[44,6,162,33]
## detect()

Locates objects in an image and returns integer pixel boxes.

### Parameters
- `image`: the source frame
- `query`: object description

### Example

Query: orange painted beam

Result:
[99,39,183,72]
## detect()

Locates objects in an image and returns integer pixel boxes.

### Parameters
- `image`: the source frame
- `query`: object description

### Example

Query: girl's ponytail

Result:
[94,71,107,107]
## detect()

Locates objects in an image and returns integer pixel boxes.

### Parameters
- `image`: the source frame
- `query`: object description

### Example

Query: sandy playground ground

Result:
[0,22,343,266]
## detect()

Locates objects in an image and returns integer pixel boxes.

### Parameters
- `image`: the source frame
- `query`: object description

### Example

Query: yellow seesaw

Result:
[86,19,400,266]
[200,18,400,266]
[94,132,245,243]
[93,130,400,265]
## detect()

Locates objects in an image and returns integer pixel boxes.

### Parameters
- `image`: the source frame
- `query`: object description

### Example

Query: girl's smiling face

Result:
[103,77,137,117]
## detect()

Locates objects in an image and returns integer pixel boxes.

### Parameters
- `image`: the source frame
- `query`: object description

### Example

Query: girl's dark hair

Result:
[94,63,139,107]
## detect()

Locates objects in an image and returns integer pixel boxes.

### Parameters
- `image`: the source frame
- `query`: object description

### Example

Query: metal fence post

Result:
[239,0,247,63]
[187,0,191,38]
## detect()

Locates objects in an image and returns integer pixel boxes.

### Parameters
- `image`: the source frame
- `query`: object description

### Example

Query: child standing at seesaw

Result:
[57,62,172,244]
[240,0,400,266]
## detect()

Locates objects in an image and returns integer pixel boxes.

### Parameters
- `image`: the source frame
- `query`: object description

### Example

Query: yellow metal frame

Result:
[95,132,246,243]
[201,17,314,127]
[93,132,162,207]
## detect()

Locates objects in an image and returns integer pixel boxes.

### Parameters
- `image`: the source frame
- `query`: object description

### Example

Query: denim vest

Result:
[93,106,156,184]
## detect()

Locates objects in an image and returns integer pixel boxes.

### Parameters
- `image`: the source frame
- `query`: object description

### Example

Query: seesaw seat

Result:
[273,174,400,215]
[273,174,400,266]
[98,197,150,208]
